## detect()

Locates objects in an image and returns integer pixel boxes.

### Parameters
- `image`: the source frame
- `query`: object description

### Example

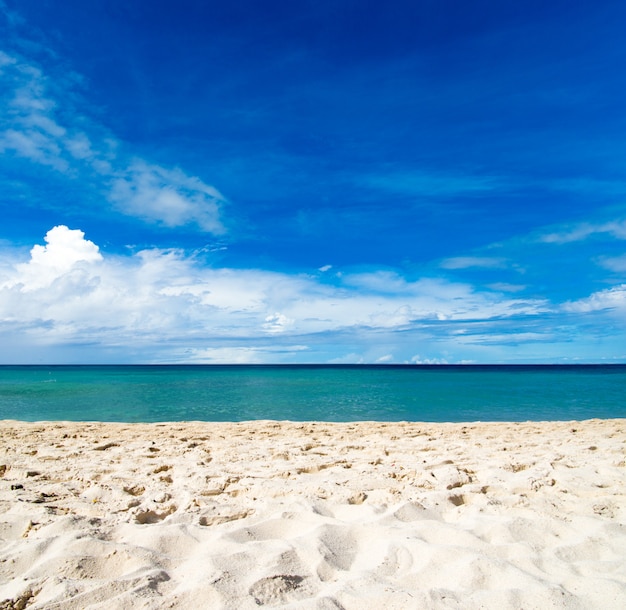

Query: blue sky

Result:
[1,0,625,364]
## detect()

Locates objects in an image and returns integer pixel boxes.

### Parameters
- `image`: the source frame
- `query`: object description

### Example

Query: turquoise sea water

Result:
[0,365,624,423]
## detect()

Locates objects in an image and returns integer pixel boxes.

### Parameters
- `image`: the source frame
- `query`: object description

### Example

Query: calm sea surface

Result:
[0,365,624,423]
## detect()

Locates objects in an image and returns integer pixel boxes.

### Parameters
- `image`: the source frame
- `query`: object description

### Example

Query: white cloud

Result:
[12,225,102,291]
[0,228,563,363]
[0,60,73,172]
[540,220,626,244]
[179,345,309,364]
[598,254,626,273]
[375,354,394,363]
[1,127,69,172]
[109,161,226,233]
[65,132,95,161]
[440,256,507,270]
[328,353,365,364]
[487,283,526,293]
[410,355,449,364]
[0,51,16,69]
[0,52,226,233]
[563,284,626,313]
[263,312,294,334]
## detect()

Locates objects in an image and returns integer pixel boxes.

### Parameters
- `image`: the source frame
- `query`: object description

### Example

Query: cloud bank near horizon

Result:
[0,225,624,364]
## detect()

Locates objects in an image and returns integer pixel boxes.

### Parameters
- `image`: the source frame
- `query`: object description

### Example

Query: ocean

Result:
[0,365,624,423]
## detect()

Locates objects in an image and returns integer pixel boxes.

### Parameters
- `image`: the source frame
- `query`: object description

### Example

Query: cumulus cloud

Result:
[12,225,102,291]
[0,227,557,362]
[0,52,226,234]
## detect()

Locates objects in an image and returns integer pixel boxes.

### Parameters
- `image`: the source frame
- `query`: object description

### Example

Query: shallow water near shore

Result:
[0,364,624,422]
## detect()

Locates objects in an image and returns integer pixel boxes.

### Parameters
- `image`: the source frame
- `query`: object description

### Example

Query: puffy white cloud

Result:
[0,227,559,362]
[11,225,102,291]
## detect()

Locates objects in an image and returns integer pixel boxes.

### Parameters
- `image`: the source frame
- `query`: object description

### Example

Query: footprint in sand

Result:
[198,510,252,526]
[393,501,441,522]
[318,525,357,573]
[123,485,145,496]
[229,514,322,542]
[248,574,312,605]
[134,505,176,524]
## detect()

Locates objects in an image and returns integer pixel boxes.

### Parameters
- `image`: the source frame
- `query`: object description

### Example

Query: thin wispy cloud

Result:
[440,257,508,270]
[598,254,626,273]
[548,177,626,197]
[361,171,503,197]
[0,51,226,234]
[486,283,527,293]
[540,220,626,244]
[110,161,225,233]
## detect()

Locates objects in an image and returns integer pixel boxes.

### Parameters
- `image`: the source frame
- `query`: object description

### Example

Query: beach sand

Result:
[0,419,625,609]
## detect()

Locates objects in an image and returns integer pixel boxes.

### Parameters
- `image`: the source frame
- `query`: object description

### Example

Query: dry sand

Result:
[0,419,625,609]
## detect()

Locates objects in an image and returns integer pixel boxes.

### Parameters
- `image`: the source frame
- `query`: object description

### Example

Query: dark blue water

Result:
[0,365,624,423]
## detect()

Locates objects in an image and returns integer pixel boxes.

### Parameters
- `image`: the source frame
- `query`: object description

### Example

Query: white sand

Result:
[1,419,625,609]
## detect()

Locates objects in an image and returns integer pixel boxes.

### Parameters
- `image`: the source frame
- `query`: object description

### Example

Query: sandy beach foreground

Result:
[0,419,625,609]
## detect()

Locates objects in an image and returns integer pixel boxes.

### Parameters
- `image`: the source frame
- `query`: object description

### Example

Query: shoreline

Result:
[1,419,625,608]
